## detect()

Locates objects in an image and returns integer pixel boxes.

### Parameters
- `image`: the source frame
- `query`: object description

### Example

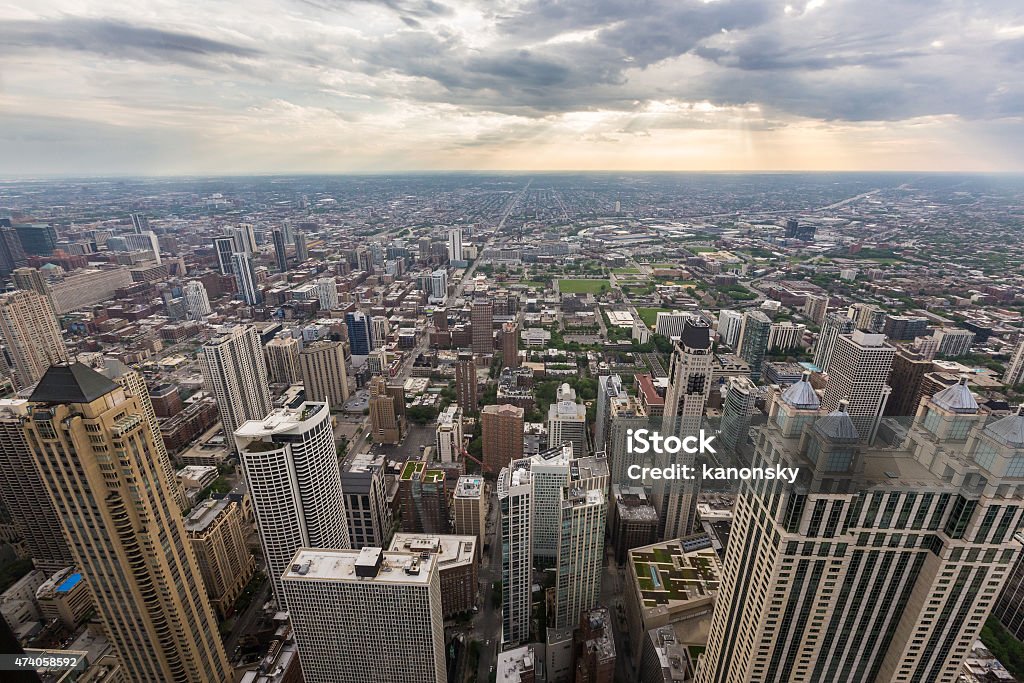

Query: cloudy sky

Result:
[1,0,1023,175]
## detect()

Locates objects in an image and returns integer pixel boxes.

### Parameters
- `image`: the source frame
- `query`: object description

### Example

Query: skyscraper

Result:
[526,443,575,563]
[282,547,446,683]
[802,293,829,325]
[371,315,389,350]
[429,268,448,302]
[813,312,855,373]
[293,231,308,262]
[213,236,234,275]
[502,320,520,369]
[200,325,273,453]
[471,298,493,354]
[499,459,533,647]
[235,401,350,603]
[885,349,933,418]
[0,399,73,573]
[231,223,256,255]
[821,330,896,443]
[12,266,48,295]
[654,320,713,540]
[1004,337,1024,387]
[345,310,373,356]
[453,475,485,546]
[455,349,478,412]
[548,382,588,458]
[316,276,338,310]
[737,310,771,381]
[435,404,463,463]
[183,280,211,320]
[0,226,27,275]
[594,374,625,454]
[26,363,231,683]
[264,335,302,384]
[481,403,524,475]
[696,384,1024,683]
[369,375,402,444]
[183,498,255,618]
[717,310,743,348]
[100,358,185,511]
[232,252,262,305]
[553,456,609,629]
[447,227,463,263]
[299,340,350,407]
[719,375,757,454]
[272,228,288,272]
[0,289,69,390]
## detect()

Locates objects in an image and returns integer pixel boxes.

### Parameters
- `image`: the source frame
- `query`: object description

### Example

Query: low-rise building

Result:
[388,533,477,617]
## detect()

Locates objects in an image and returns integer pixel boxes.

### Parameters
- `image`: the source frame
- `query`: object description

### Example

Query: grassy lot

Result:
[637,307,671,328]
[559,279,610,294]
[684,245,717,253]
[612,267,640,274]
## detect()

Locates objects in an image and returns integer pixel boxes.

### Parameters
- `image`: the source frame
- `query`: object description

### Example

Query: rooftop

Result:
[388,533,476,569]
[283,548,435,585]
[30,362,119,404]
[454,475,484,498]
[630,540,721,615]
[235,402,326,440]
[184,497,233,534]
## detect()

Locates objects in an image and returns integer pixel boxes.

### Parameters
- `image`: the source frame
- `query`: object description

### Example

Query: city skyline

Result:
[2,0,1024,176]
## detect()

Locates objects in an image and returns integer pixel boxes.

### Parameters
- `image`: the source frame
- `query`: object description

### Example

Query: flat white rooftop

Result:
[283,548,434,584]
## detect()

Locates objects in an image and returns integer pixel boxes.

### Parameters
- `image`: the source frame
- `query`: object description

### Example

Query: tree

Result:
[406,405,439,425]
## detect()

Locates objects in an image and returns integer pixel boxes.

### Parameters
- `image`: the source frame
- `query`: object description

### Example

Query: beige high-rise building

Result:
[200,325,273,453]
[453,475,485,546]
[300,339,350,407]
[12,266,48,295]
[184,497,255,618]
[0,399,73,573]
[26,362,231,683]
[653,319,713,540]
[695,380,1024,683]
[0,289,68,390]
[265,335,302,384]
[100,358,185,511]
[482,403,524,475]
[369,375,402,444]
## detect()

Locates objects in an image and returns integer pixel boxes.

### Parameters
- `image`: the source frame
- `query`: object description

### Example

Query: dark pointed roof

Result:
[813,401,859,442]
[30,362,119,404]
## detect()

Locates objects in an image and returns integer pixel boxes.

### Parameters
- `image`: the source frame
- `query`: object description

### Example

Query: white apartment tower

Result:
[553,455,610,629]
[183,280,211,320]
[717,309,743,348]
[594,374,625,454]
[499,459,534,647]
[316,276,339,311]
[696,382,1024,683]
[435,404,463,463]
[371,315,390,350]
[235,402,350,604]
[447,227,464,262]
[548,383,588,458]
[282,547,446,683]
[232,252,262,305]
[654,319,713,540]
[813,312,855,373]
[264,335,302,384]
[200,325,273,453]
[529,444,575,562]
[0,289,68,390]
[821,330,896,443]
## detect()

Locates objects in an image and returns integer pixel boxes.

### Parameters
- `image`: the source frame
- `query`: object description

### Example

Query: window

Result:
[973,442,998,471]
[1007,456,1024,478]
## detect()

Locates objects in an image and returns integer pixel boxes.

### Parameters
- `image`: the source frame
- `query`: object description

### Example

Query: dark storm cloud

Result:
[0,17,261,65]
